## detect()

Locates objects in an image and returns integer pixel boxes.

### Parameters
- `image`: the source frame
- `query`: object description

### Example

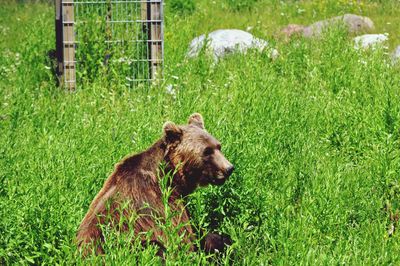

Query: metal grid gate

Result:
[55,0,164,90]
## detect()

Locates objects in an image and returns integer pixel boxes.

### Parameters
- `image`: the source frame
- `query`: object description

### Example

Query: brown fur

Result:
[77,113,234,255]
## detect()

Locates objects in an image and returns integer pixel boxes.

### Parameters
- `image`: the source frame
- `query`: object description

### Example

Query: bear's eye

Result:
[216,144,221,150]
[203,147,214,156]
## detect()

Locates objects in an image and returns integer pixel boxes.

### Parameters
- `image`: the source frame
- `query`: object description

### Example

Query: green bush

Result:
[169,0,196,15]
[225,0,258,11]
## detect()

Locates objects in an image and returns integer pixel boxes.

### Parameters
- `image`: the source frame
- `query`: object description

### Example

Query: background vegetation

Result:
[1,0,400,264]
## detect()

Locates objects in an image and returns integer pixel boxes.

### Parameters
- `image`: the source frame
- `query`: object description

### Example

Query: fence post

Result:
[62,0,76,90]
[55,0,64,82]
[144,0,163,81]
[56,0,76,90]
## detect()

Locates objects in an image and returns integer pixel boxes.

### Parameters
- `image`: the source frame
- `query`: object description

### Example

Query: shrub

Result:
[169,0,196,15]
[225,0,258,11]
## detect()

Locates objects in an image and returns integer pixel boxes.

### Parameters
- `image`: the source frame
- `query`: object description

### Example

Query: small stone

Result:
[391,45,400,62]
[353,34,388,50]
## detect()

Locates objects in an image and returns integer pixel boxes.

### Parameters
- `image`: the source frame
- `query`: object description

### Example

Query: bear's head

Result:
[163,113,234,193]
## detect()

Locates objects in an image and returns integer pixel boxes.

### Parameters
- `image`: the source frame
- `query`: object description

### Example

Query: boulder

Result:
[280,14,374,39]
[187,29,278,60]
[303,14,374,37]
[353,34,388,49]
[279,24,306,40]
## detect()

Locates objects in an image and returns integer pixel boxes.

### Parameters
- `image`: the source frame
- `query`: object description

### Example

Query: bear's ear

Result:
[163,121,182,143]
[188,113,205,129]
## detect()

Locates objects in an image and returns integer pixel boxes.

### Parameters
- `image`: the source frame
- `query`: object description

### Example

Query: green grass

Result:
[1,0,400,264]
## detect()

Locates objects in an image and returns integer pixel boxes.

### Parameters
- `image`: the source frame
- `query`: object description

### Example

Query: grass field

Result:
[1,0,400,264]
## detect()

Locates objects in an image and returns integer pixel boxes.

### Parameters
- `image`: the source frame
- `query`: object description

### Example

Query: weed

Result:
[1,0,400,264]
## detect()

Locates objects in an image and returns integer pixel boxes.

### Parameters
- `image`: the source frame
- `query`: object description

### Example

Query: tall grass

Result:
[1,0,400,264]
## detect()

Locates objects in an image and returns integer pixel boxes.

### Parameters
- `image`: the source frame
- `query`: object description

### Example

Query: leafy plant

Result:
[225,0,258,11]
[169,0,196,15]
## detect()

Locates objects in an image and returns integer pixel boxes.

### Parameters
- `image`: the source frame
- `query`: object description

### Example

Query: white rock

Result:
[392,45,400,62]
[354,34,388,49]
[187,29,277,60]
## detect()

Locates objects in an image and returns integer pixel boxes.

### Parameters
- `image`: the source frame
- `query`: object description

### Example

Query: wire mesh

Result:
[60,0,164,89]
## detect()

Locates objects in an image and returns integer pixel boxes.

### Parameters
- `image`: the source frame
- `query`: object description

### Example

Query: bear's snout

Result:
[225,165,234,178]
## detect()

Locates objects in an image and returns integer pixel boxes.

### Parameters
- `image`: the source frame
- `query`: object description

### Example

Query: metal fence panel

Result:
[57,0,163,90]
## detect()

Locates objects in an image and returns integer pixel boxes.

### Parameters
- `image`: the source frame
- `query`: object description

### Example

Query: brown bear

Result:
[76,113,234,256]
